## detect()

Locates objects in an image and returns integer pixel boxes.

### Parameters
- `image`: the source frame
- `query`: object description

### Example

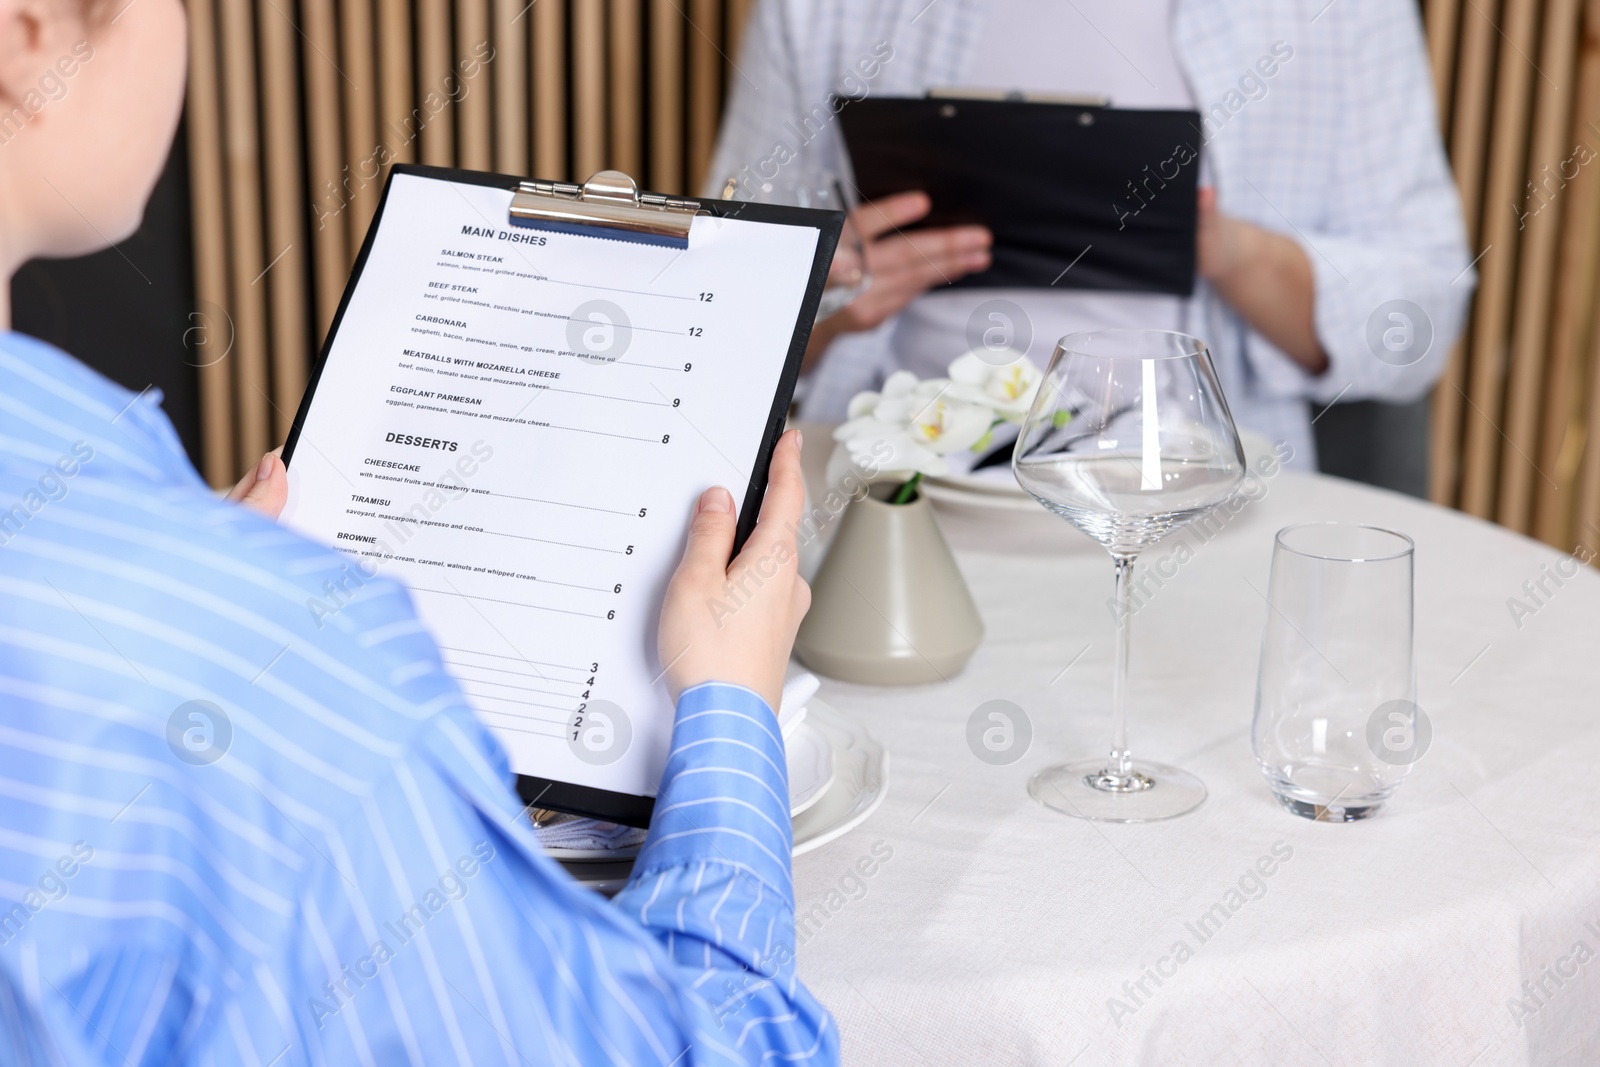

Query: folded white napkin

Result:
[537,669,821,854]
[535,818,648,852]
[779,668,819,740]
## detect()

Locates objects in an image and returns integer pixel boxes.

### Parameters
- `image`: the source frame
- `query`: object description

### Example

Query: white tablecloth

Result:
[790,452,1600,1066]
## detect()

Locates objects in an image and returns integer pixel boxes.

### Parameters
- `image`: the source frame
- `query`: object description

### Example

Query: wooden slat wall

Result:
[1534,4,1600,542]
[213,0,272,466]
[186,0,1600,562]
[186,0,748,486]
[183,0,233,480]
[257,2,310,435]
[1497,0,1578,528]
[1577,3,1600,541]
[1428,0,1600,556]
[1426,0,1497,508]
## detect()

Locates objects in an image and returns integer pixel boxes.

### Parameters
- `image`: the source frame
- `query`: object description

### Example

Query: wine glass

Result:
[720,169,869,316]
[1012,330,1246,822]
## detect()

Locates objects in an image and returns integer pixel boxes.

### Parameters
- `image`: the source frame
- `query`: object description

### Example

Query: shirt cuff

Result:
[633,682,793,900]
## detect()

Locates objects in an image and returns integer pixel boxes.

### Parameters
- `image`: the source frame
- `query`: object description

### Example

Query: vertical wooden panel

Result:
[532,0,567,178]
[1428,0,1499,506]
[340,0,382,244]
[303,0,348,338]
[650,0,684,193]
[377,0,414,167]
[418,0,454,165]
[687,0,721,191]
[727,0,754,72]
[1428,344,1468,505]
[1459,0,1541,518]
[215,0,271,464]
[183,0,234,487]
[610,0,644,177]
[1576,295,1600,545]
[1573,2,1600,545]
[457,0,494,169]
[1497,0,1581,530]
[493,0,530,175]
[1424,0,1460,121]
[256,0,310,437]
[573,0,607,178]
[1533,11,1600,544]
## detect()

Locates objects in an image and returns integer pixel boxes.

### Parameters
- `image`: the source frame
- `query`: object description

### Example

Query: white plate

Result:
[541,836,644,863]
[561,700,887,883]
[927,467,1027,497]
[787,720,836,817]
[924,429,1282,515]
[791,700,888,856]
[552,858,635,895]
[547,712,843,862]
[921,477,1040,513]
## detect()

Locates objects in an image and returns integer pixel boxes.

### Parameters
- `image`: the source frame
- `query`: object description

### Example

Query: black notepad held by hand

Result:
[839,96,1202,295]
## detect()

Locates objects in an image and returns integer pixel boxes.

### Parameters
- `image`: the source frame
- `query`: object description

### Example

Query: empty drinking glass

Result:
[719,170,869,316]
[1251,523,1420,821]
[1014,330,1246,822]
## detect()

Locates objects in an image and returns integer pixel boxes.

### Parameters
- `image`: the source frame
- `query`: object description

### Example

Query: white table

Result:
[790,459,1600,1066]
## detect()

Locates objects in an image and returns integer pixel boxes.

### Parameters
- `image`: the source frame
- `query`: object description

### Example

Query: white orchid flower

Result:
[834,370,921,439]
[834,373,993,480]
[947,350,1044,422]
[904,383,993,455]
[832,383,943,481]
[846,429,947,479]
[829,422,947,482]
[832,366,1021,486]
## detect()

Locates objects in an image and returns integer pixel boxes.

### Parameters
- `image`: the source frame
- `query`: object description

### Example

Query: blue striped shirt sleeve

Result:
[0,333,838,1066]
[284,686,836,1067]
[618,684,830,1051]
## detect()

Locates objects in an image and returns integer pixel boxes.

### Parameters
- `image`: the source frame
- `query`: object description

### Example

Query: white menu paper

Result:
[281,171,822,800]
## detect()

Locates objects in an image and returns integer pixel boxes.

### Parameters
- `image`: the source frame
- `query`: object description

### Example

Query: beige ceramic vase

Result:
[795,482,984,684]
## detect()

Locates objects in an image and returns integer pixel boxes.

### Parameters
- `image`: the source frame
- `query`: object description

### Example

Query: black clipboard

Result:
[838,96,1201,295]
[281,163,842,827]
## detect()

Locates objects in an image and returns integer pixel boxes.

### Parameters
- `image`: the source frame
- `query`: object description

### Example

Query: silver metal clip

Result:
[509,169,698,247]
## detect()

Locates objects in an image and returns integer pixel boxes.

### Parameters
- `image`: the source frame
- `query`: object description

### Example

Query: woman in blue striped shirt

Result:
[0,1,837,1063]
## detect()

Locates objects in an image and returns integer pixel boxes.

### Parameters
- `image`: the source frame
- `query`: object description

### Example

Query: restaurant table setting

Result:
[543,669,889,893]
[553,330,1600,1065]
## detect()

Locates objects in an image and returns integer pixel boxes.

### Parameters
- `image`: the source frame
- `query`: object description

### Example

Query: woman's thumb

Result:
[232,449,288,520]
[681,486,736,576]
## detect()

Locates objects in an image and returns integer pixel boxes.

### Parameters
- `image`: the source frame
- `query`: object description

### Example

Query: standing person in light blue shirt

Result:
[711,0,1473,473]
[0,1,836,1064]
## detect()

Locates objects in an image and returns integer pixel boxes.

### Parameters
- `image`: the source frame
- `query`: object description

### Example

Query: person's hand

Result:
[225,447,287,519]
[1196,186,1257,284]
[657,430,810,713]
[837,191,992,332]
[806,192,991,364]
[1195,187,1327,374]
